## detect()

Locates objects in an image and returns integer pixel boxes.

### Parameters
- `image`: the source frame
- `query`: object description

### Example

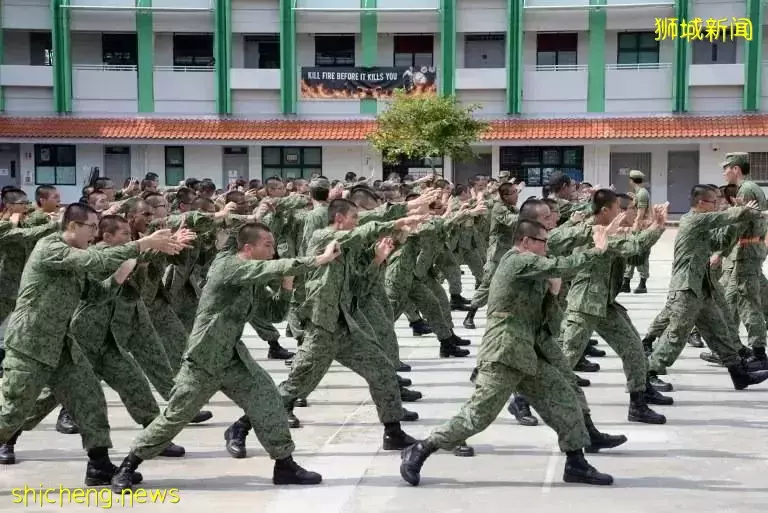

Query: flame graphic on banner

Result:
[300,82,436,99]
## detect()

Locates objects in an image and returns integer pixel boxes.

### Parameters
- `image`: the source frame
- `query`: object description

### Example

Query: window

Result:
[165,146,185,186]
[747,153,768,183]
[464,34,505,68]
[173,34,214,67]
[315,36,354,67]
[536,33,578,67]
[262,147,322,180]
[244,35,280,69]
[394,35,434,68]
[382,156,444,180]
[35,145,76,185]
[102,33,138,66]
[499,147,584,186]
[692,34,737,64]
[617,32,659,65]
[30,32,53,66]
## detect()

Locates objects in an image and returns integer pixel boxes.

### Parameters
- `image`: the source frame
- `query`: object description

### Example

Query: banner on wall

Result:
[300,66,437,99]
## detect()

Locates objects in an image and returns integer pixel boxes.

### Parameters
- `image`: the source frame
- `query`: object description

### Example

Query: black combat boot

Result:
[585,345,606,358]
[190,410,213,424]
[450,332,471,347]
[633,278,648,294]
[397,361,412,372]
[450,294,472,311]
[620,278,631,293]
[400,440,438,486]
[273,456,322,485]
[642,335,656,356]
[463,308,477,329]
[574,357,600,372]
[224,417,250,459]
[453,441,475,457]
[645,380,674,405]
[284,358,293,367]
[576,375,591,387]
[728,359,768,390]
[584,413,627,453]
[563,450,614,485]
[109,452,144,492]
[439,338,469,358]
[87,448,143,488]
[401,408,419,422]
[628,392,666,424]
[648,371,673,392]
[267,340,295,360]
[507,395,538,426]
[700,350,724,365]
[141,422,185,457]
[746,347,768,371]
[397,375,412,387]
[286,404,301,428]
[56,407,79,434]
[0,347,4,377]
[589,339,599,346]
[0,431,20,465]
[688,330,704,348]
[294,398,308,407]
[382,422,417,450]
[409,319,433,336]
[400,387,423,402]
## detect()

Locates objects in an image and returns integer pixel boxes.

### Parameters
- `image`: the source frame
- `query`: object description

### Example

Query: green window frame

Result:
[165,146,185,186]
[617,32,660,65]
[262,147,322,180]
[34,144,76,185]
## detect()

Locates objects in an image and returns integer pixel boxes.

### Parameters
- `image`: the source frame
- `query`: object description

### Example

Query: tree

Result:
[368,90,489,169]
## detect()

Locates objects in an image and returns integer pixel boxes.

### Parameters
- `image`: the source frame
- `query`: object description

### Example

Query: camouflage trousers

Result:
[249,318,282,344]
[470,258,500,310]
[722,261,767,349]
[428,360,590,453]
[441,248,484,296]
[171,284,199,333]
[561,305,648,392]
[148,297,188,373]
[357,289,400,366]
[404,307,422,324]
[19,334,160,433]
[624,251,650,280]
[132,355,294,461]
[648,290,742,375]
[0,343,112,449]
[278,320,403,424]
[0,297,14,349]
[387,274,454,340]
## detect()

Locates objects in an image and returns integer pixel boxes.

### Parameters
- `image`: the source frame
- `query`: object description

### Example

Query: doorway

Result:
[0,144,20,190]
[454,153,492,185]
[223,147,249,187]
[667,151,699,214]
[609,152,652,196]
[104,146,132,187]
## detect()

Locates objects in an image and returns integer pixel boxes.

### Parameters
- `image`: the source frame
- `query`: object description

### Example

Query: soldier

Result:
[399,220,617,487]
[0,203,183,485]
[621,170,652,294]
[647,185,768,390]
[111,222,341,491]
[721,153,768,370]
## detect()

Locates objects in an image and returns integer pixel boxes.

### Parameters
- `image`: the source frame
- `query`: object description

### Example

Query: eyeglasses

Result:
[75,221,98,231]
[529,236,548,243]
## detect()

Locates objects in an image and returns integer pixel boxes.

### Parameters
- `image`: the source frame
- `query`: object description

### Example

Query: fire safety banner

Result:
[300,67,437,99]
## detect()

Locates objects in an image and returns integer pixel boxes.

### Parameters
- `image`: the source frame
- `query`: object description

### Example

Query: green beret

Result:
[721,152,749,169]
[628,170,645,180]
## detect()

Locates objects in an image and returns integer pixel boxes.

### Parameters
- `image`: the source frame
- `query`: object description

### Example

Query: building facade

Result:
[0,0,766,210]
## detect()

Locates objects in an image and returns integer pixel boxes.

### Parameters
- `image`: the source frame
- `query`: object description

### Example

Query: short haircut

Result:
[144,172,159,181]
[348,187,379,208]
[225,190,245,204]
[265,176,283,185]
[140,179,155,190]
[2,188,27,204]
[236,221,271,249]
[591,188,618,215]
[248,179,262,190]
[453,184,468,197]
[93,177,114,190]
[548,172,572,194]
[344,172,357,182]
[498,182,516,197]
[176,187,196,205]
[514,219,547,244]
[87,190,107,202]
[720,184,739,205]
[35,185,57,206]
[542,197,558,211]
[184,178,201,189]
[199,180,216,194]
[98,214,128,236]
[519,198,548,221]
[328,198,357,224]
[193,197,215,211]
[63,203,97,226]
[690,184,716,206]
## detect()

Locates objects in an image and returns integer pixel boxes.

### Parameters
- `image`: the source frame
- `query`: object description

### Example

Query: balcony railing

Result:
[605,62,672,70]
[73,64,138,71]
[528,64,588,72]
[154,65,215,73]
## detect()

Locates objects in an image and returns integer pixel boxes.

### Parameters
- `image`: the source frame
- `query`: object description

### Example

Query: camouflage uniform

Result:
[470,202,519,309]
[427,248,603,452]
[624,186,651,281]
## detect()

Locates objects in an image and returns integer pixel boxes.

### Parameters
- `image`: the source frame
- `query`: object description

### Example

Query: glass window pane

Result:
[564,168,584,182]
[520,148,540,166]
[394,53,413,67]
[536,51,556,66]
[56,145,76,166]
[638,50,659,64]
[558,51,577,66]
[262,147,281,166]
[165,147,184,165]
[542,168,556,184]
[303,148,322,166]
[303,168,322,178]
[35,166,55,184]
[618,34,638,50]
[617,51,638,65]
[639,32,659,49]
[563,149,580,166]
[526,168,542,186]
[263,168,284,180]
[283,148,301,165]
[56,166,77,185]
[284,168,302,180]
[542,149,560,165]
[414,53,433,67]
[166,167,184,186]
[36,145,53,165]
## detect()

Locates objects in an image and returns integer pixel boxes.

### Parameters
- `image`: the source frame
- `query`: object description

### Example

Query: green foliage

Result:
[368,90,489,166]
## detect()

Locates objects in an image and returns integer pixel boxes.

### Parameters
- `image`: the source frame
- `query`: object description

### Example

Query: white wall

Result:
[2,0,50,30]
[4,86,54,114]
[322,146,382,181]
[155,34,174,67]
[232,0,280,33]
[71,12,135,32]
[457,0,506,32]
[457,90,506,115]
[20,143,103,204]
[232,90,282,115]
[689,86,743,113]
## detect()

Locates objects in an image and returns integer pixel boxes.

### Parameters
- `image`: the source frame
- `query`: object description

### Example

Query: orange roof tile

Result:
[0,115,766,141]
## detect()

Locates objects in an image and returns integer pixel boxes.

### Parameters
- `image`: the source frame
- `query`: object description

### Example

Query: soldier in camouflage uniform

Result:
[400,220,619,488]
[111,222,339,491]
[0,203,183,485]
[621,170,651,294]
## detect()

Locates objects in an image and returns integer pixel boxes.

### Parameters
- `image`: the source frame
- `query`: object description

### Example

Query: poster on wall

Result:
[300,67,437,99]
